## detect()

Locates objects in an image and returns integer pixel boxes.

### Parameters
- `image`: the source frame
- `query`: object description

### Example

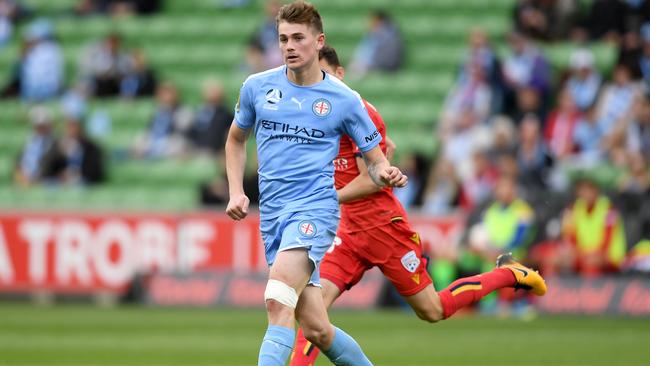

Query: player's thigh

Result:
[321,278,342,308]
[371,221,433,296]
[403,284,445,323]
[280,210,339,286]
[269,248,313,293]
[320,231,371,294]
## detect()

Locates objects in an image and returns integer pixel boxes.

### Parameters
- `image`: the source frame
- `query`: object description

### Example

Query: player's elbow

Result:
[226,133,246,147]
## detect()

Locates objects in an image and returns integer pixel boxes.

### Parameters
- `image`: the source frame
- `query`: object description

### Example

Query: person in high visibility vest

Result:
[465,174,536,315]
[469,174,536,263]
[561,176,627,275]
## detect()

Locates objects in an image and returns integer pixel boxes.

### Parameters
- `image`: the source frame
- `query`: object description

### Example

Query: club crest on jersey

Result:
[401,250,420,273]
[298,220,317,238]
[312,98,331,117]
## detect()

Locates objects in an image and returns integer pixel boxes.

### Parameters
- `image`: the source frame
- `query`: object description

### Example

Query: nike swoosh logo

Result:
[513,267,528,277]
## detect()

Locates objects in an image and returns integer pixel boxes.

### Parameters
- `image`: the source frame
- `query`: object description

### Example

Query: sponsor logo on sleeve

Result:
[364,130,379,143]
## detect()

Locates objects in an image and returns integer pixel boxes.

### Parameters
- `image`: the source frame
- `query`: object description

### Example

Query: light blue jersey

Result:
[235,65,381,219]
[243,69,377,366]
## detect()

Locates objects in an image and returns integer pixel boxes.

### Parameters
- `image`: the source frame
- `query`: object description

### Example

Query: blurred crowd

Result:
[419,0,650,301]
[2,0,649,284]
[3,0,406,203]
[3,0,237,199]
[242,0,405,77]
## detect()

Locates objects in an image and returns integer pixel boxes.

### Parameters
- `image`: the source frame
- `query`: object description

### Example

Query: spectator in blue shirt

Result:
[13,106,57,186]
[348,9,405,78]
[20,19,64,102]
[566,49,602,112]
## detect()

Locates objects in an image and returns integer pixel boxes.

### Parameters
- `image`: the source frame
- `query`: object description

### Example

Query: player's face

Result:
[318,59,345,80]
[278,21,324,71]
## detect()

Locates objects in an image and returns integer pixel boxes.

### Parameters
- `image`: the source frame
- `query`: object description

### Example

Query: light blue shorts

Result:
[260,209,339,286]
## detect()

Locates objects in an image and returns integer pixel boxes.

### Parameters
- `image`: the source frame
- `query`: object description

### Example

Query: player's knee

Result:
[302,324,331,349]
[415,308,444,323]
[264,279,298,322]
[265,298,293,314]
[409,290,445,323]
[264,279,298,309]
[412,302,444,323]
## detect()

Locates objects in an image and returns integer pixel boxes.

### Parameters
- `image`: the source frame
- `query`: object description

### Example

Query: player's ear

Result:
[335,66,345,79]
[315,32,325,50]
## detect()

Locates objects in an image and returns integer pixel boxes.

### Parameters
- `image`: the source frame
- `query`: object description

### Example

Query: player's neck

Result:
[286,61,324,86]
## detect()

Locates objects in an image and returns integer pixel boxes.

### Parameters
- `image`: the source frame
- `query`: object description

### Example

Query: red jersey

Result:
[334,100,407,233]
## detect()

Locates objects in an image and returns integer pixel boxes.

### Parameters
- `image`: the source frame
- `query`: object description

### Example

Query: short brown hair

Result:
[276,1,323,34]
[318,44,341,68]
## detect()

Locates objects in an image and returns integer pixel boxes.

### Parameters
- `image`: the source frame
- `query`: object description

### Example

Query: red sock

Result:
[290,327,320,366]
[438,268,516,318]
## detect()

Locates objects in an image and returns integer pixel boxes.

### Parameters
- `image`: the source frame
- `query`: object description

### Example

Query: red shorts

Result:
[320,219,432,296]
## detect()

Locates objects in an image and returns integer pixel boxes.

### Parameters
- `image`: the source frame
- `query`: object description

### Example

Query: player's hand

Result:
[226,193,250,220]
[380,166,408,188]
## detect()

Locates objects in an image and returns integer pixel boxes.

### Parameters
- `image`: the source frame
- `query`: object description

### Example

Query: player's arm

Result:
[362,146,407,188]
[337,155,382,203]
[337,134,395,203]
[345,96,405,187]
[226,78,255,221]
[385,136,396,162]
[225,123,251,220]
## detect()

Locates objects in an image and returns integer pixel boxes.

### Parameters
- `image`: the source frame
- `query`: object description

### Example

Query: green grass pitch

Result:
[0,304,648,365]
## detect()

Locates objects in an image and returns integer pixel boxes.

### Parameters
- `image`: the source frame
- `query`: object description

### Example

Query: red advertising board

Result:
[537,276,650,316]
[0,212,464,294]
[143,268,386,309]
[0,213,180,293]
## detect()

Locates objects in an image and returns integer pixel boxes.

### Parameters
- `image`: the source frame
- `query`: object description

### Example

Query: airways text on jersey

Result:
[260,119,326,145]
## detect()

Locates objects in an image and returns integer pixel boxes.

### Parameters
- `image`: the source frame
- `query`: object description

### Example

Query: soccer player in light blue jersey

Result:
[224,2,407,365]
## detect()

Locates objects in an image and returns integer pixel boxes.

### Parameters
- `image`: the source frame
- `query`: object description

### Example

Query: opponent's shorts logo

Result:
[327,236,342,253]
[401,250,421,273]
[312,98,331,117]
[298,220,317,238]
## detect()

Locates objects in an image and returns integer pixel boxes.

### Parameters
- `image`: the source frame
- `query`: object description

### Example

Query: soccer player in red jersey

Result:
[290,45,548,365]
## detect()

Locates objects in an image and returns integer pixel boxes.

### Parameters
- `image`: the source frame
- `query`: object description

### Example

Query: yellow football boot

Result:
[496,253,547,296]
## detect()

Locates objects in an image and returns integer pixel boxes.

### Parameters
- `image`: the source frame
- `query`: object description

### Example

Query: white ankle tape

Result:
[264,279,298,309]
